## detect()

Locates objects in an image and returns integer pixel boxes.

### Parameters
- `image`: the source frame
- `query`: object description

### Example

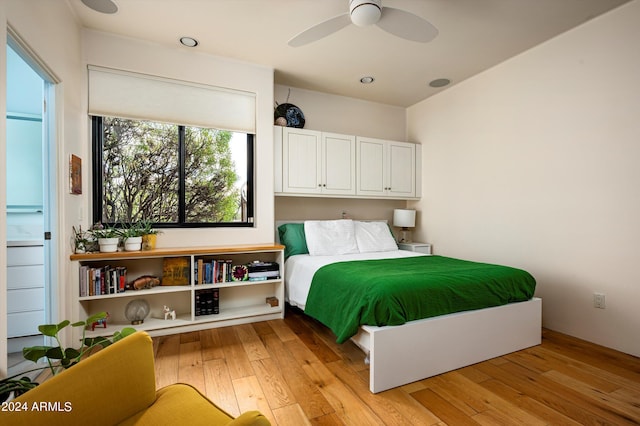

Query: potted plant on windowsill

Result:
[118,222,146,251]
[90,223,120,252]
[140,219,162,251]
[72,225,96,254]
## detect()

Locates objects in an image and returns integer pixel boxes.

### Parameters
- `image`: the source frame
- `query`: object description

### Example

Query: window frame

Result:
[91,116,255,228]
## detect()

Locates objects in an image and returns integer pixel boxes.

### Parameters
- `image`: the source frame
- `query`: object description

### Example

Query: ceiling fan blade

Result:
[376,7,438,43]
[288,13,351,47]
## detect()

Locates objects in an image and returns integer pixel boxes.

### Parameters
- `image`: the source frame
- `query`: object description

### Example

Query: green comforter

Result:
[304,255,536,343]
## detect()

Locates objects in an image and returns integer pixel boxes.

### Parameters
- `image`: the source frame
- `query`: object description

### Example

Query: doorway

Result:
[5,37,56,376]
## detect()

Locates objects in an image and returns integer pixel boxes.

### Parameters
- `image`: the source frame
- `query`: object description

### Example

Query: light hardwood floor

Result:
[152,306,640,425]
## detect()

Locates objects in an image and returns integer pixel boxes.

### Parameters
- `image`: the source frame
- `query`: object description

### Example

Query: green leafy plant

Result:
[139,219,162,235]
[116,222,147,238]
[89,223,120,240]
[0,312,136,402]
[72,225,95,253]
[23,312,136,372]
[0,376,38,401]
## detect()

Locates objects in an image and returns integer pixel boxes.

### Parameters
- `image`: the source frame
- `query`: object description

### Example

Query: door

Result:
[322,132,355,195]
[282,127,322,194]
[357,137,386,197]
[5,37,57,374]
[388,141,415,198]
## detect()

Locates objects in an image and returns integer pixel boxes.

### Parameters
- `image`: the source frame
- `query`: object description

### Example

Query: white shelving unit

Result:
[70,244,284,340]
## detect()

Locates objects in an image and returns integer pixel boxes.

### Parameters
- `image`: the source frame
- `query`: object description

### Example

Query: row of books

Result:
[194,288,219,316]
[79,265,127,297]
[194,259,280,284]
[195,259,234,284]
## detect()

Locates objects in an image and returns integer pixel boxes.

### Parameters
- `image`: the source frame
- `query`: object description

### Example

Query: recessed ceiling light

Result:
[360,76,375,84]
[81,0,118,14]
[180,37,199,48]
[429,78,451,88]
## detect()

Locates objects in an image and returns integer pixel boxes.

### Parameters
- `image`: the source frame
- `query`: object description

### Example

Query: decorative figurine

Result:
[91,312,109,330]
[163,305,176,320]
[126,275,161,290]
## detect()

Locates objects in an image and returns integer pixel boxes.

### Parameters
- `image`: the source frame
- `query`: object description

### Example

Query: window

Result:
[92,116,254,227]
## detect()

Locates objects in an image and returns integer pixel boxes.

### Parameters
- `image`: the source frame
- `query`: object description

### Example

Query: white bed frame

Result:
[353,297,541,392]
[275,221,542,393]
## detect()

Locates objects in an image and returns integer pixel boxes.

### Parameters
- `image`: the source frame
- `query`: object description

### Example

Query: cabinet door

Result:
[322,132,356,195]
[388,141,416,197]
[357,137,386,196]
[282,128,322,194]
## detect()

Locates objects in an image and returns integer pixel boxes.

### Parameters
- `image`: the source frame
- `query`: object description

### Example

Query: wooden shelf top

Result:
[70,243,285,261]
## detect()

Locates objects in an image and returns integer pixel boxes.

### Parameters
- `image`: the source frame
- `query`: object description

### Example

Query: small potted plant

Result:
[71,225,94,253]
[118,222,146,251]
[140,219,161,250]
[90,223,120,253]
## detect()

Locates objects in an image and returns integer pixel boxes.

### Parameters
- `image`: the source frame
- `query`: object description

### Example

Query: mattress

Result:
[286,252,537,343]
[284,249,425,309]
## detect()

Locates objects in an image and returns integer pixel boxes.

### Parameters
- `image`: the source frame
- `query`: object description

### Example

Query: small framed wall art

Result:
[70,154,82,195]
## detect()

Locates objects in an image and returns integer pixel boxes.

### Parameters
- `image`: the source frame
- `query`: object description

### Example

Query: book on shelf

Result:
[247,261,280,281]
[79,265,127,297]
[162,257,190,286]
[248,270,280,280]
[194,288,219,316]
[247,261,279,273]
[194,259,244,284]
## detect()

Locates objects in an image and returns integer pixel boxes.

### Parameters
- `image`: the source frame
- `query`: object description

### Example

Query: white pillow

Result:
[304,220,359,256]
[354,221,398,253]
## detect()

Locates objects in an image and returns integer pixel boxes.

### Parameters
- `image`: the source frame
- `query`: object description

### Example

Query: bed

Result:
[277,219,542,393]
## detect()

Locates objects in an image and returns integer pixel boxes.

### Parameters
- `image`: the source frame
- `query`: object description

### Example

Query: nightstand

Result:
[397,242,432,254]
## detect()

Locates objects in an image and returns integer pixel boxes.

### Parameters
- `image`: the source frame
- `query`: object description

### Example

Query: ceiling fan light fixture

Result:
[350,0,382,27]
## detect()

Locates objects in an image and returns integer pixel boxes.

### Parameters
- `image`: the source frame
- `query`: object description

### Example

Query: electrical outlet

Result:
[593,293,606,309]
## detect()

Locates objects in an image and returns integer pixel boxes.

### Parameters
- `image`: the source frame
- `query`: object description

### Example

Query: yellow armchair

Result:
[1,331,270,426]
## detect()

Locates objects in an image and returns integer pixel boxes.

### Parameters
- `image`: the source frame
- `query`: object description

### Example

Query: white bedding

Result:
[284,250,427,309]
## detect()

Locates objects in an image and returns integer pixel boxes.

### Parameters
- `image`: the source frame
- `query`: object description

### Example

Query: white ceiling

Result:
[69,0,630,107]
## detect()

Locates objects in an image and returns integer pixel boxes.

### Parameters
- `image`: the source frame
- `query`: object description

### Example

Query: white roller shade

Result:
[88,66,256,133]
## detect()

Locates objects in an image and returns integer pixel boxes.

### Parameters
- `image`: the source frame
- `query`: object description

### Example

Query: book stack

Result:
[79,265,127,296]
[247,261,280,281]
[194,288,219,316]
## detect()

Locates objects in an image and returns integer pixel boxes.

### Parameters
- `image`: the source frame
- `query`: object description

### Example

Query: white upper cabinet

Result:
[275,126,420,200]
[322,132,356,195]
[282,128,322,194]
[357,137,416,198]
[279,127,356,196]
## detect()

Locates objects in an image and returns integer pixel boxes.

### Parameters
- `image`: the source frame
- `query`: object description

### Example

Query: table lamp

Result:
[393,209,416,243]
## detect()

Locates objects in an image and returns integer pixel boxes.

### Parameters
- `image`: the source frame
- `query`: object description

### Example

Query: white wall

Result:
[83,30,275,248]
[275,84,406,141]
[407,0,640,356]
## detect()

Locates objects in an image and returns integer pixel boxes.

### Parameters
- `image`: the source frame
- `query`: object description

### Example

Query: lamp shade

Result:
[393,209,416,228]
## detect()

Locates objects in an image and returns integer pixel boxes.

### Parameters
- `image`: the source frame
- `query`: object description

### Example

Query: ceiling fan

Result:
[288,0,438,47]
